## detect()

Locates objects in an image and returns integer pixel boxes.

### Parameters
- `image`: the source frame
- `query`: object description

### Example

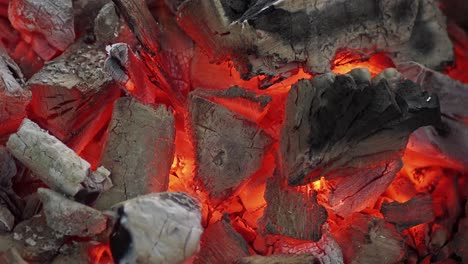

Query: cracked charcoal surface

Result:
[280,69,440,186]
[95,97,176,210]
[178,0,453,81]
[110,192,203,264]
[189,89,273,200]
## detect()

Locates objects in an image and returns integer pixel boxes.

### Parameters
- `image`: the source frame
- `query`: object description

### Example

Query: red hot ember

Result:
[0,0,466,264]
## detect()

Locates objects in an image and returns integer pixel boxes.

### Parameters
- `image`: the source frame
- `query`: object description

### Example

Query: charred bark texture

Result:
[6,119,111,197]
[194,215,249,264]
[178,0,453,81]
[95,97,175,209]
[260,168,328,241]
[281,69,440,186]
[189,90,273,200]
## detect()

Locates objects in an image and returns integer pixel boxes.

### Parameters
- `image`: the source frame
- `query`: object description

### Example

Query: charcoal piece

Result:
[381,194,435,230]
[332,213,405,264]
[0,147,16,188]
[6,119,111,197]
[323,159,402,217]
[237,254,318,264]
[177,0,452,80]
[398,62,468,169]
[260,169,328,241]
[12,214,65,262]
[189,90,273,199]
[8,0,75,59]
[27,40,121,153]
[95,97,175,209]
[0,49,31,141]
[94,2,123,44]
[0,248,28,264]
[281,70,440,186]
[112,0,192,107]
[0,204,14,231]
[451,202,468,263]
[272,234,344,264]
[51,241,89,264]
[38,188,107,237]
[73,0,110,34]
[194,215,249,264]
[112,0,160,54]
[110,192,203,264]
[104,43,163,104]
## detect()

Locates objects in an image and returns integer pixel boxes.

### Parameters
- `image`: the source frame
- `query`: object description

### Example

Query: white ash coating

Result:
[111,192,203,264]
[38,188,107,237]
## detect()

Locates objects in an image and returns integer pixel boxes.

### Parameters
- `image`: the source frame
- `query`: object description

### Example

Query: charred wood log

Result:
[237,254,318,264]
[38,188,107,237]
[109,192,203,264]
[398,62,468,170]
[281,69,440,186]
[0,48,30,142]
[260,168,328,241]
[189,89,273,200]
[381,194,435,230]
[95,97,175,209]
[322,159,402,217]
[332,213,405,264]
[195,215,249,264]
[27,40,121,154]
[8,0,75,60]
[6,119,112,197]
[177,0,453,82]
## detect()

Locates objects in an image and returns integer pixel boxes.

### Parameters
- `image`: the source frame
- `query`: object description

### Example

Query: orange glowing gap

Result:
[88,243,113,264]
[332,51,395,76]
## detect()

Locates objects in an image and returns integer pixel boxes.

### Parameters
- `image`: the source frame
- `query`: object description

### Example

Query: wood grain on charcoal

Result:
[381,194,435,231]
[189,89,273,200]
[323,159,402,217]
[27,41,121,153]
[6,119,111,197]
[194,215,249,264]
[260,168,327,241]
[280,69,440,186]
[177,0,453,81]
[95,97,175,209]
[110,192,203,264]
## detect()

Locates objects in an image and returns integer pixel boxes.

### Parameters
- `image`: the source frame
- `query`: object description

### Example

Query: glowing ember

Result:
[88,243,113,264]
